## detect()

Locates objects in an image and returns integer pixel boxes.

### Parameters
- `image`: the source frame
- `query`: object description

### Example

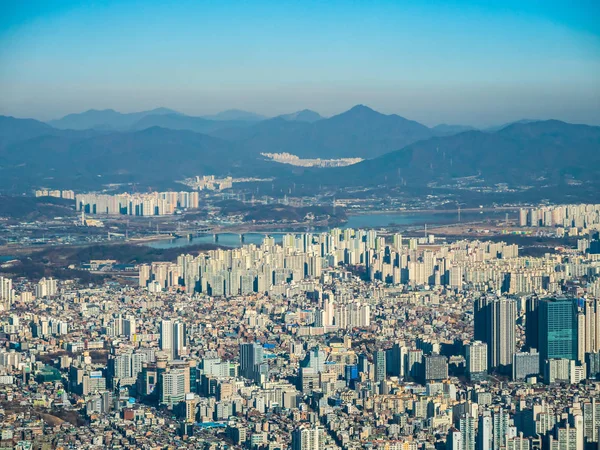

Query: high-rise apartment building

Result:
[459,414,476,450]
[546,423,579,450]
[583,398,600,445]
[512,350,540,381]
[466,341,488,381]
[291,425,325,450]
[35,277,58,299]
[475,297,516,372]
[160,319,173,359]
[423,354,448,381]
[492,408,513,450]
[0,277,15,310]
[477,412,492,450]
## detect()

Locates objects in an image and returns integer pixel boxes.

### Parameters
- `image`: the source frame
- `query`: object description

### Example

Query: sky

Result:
[0,0,599,127]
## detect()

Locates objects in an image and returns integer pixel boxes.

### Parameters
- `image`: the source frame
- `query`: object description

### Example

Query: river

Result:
[146,209,512,249]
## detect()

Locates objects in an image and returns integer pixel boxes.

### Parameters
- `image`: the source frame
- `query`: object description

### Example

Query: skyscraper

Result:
[240,342,265,383]
[582,398,600,444]
[0,276,15,309]
[386,343,405,377]
[173,322,186,360]
[474,297,489,342]
[159,319,173,359]
[477,412,492,450]
[475,297,516,372]
[492,408,512,450]
[405,349,424,379]
[525,297,539,351]
[159,320,186,360]
[374,350,386,382]
[582,299,599,354]
[538,297,578,370]
[123,316,136,341]
[460,414,476,450]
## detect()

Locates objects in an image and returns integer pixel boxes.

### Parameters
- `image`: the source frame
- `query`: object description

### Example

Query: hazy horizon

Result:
[2,104,594,130]
[1,0,599,127]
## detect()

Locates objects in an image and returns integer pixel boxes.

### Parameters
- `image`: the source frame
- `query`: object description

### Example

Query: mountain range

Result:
[298,120,600,189]
[47,107,179,131]
[1,106,598,199]
[213,105,434,158]
[47,107,310,132]
[202,109,266,122]
[0,121,285,191]
[44,107,326,139]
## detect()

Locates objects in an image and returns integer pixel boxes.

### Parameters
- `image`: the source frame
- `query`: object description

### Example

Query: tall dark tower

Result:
[474,297,489,342]
[525,297,539,351]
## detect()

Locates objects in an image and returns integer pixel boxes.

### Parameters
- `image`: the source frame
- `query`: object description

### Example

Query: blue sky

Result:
[1,0,599,126]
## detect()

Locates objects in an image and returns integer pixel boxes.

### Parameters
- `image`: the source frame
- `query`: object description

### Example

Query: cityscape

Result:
[75,191,201,217]
[1,1,599,450]
[1,222,600,448]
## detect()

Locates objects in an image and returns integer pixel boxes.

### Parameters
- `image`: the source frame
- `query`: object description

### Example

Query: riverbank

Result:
[346,206,519,215]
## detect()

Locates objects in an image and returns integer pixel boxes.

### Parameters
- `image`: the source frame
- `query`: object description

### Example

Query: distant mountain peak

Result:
[328,105,426,129]
[145,107,180,115]
[278,109,322,123]
[78,107,176,115]
[347,104,378,114]
[485,118,540,132]
[432,124,477,136]
[222,109,255,114]
[329,104,386,122]
[83,108,117,113]
[203,109,266,122]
